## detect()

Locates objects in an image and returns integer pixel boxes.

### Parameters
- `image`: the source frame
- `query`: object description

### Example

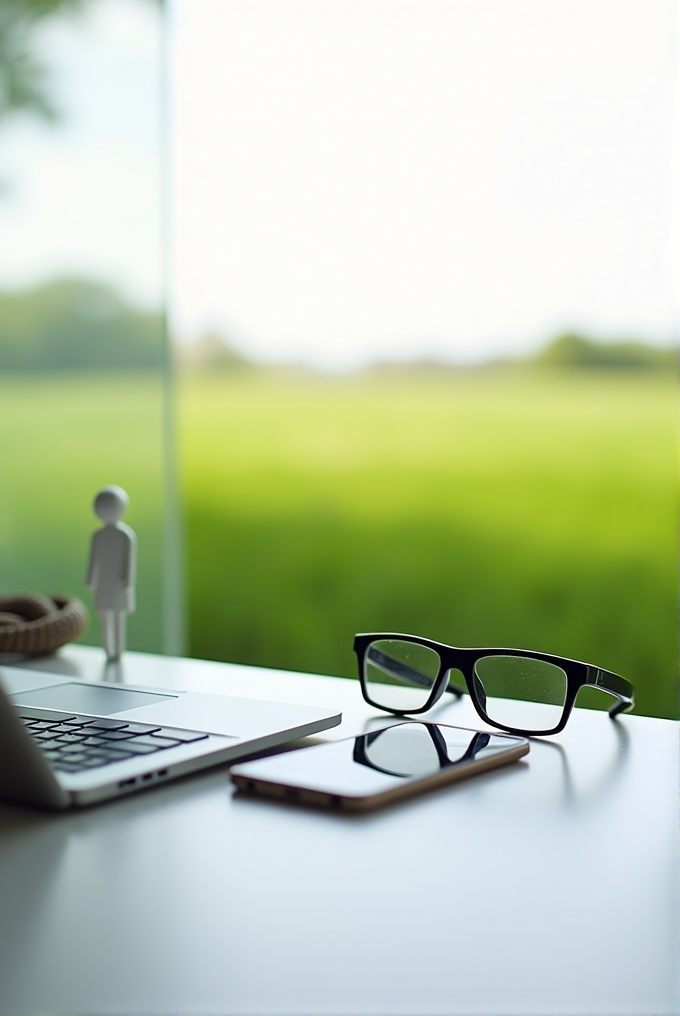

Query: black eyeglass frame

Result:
[353,632,635,736]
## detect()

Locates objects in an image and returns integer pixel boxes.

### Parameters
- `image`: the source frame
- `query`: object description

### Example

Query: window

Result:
[0,0,182,654]
[0,0,676,719]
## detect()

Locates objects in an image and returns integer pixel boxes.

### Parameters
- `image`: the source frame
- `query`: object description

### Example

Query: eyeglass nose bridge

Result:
[440,660,486,714]
[441,666,466,701]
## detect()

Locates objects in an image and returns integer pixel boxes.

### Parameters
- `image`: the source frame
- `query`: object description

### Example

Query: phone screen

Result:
[230,722,528,810]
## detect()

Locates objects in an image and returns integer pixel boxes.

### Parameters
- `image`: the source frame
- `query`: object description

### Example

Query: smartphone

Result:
[230,721,529,812]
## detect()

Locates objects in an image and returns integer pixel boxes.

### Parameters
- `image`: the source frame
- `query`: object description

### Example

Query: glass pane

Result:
[474,655,567,731]
[173,0,677,720]
[364,639,440,712]
[0,1,182,658]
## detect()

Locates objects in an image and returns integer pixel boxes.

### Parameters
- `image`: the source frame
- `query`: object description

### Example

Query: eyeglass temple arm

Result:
[586,667,635,717]
[366,648,465,697]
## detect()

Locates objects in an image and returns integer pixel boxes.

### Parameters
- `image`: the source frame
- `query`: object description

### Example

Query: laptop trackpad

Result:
[11,682,176,715]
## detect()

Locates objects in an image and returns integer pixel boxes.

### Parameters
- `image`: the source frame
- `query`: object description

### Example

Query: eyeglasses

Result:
[353,633,635,736]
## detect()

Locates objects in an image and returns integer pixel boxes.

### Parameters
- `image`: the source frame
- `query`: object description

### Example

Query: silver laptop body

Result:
[0,666,341,809]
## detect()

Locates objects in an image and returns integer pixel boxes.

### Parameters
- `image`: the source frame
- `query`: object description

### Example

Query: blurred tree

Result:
[0,0,87,127]
[177,331,254,371]
[0,277,164,369]
[0,0,157,130]
[535,332,675,370]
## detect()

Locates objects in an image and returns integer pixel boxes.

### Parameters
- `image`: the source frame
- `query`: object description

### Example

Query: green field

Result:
[0,371,169,652]
[0,367,676,719]
[178,367,677,719]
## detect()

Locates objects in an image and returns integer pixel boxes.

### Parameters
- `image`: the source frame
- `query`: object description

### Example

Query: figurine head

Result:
[93,486,129,525]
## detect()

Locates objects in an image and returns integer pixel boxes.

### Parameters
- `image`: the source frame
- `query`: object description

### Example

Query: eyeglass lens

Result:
[364,639,569,732]
[473,655,567,730]
[364,640,440,712]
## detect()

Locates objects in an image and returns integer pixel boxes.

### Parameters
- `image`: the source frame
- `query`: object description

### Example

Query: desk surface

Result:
[0,646,677,1016]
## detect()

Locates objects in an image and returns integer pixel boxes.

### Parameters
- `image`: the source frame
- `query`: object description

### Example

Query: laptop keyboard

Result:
[18,707,210,774]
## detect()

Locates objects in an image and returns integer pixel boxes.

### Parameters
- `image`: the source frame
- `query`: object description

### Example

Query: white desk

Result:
[0,647,677,1016]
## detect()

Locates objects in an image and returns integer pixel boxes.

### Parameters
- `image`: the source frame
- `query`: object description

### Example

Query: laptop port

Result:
[142,773,153,781]
[119,778,136,788]
[157,769,168,777]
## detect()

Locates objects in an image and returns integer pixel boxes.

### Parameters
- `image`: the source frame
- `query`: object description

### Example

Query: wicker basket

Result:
[0,594,89,655]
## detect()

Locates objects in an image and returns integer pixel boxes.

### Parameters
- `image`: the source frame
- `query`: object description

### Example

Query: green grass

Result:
[0,367,676,719]
[179,368,678,719]
[0,371,169,652]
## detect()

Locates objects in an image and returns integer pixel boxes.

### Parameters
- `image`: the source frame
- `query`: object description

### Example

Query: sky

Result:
[0,0,676,368]
[0,0,164,308]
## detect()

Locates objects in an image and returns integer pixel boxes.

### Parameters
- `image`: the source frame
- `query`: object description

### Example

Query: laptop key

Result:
[94,747,136,761]
[81,735,118,748]
[65,756,111,769]
[85,719,130,731]
[113,741,164,755]
[17,709,78,723]
[158,729,209,743]
[38,739,69,752]
[54,732,88,744]
[94,730,137,741]
[120,722,162,735]
[131,736,182,750]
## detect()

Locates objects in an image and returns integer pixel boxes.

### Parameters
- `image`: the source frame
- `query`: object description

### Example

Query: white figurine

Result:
[86,486,137,662]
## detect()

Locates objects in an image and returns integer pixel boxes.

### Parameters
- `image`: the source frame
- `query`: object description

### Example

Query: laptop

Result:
[0,665,342,810]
